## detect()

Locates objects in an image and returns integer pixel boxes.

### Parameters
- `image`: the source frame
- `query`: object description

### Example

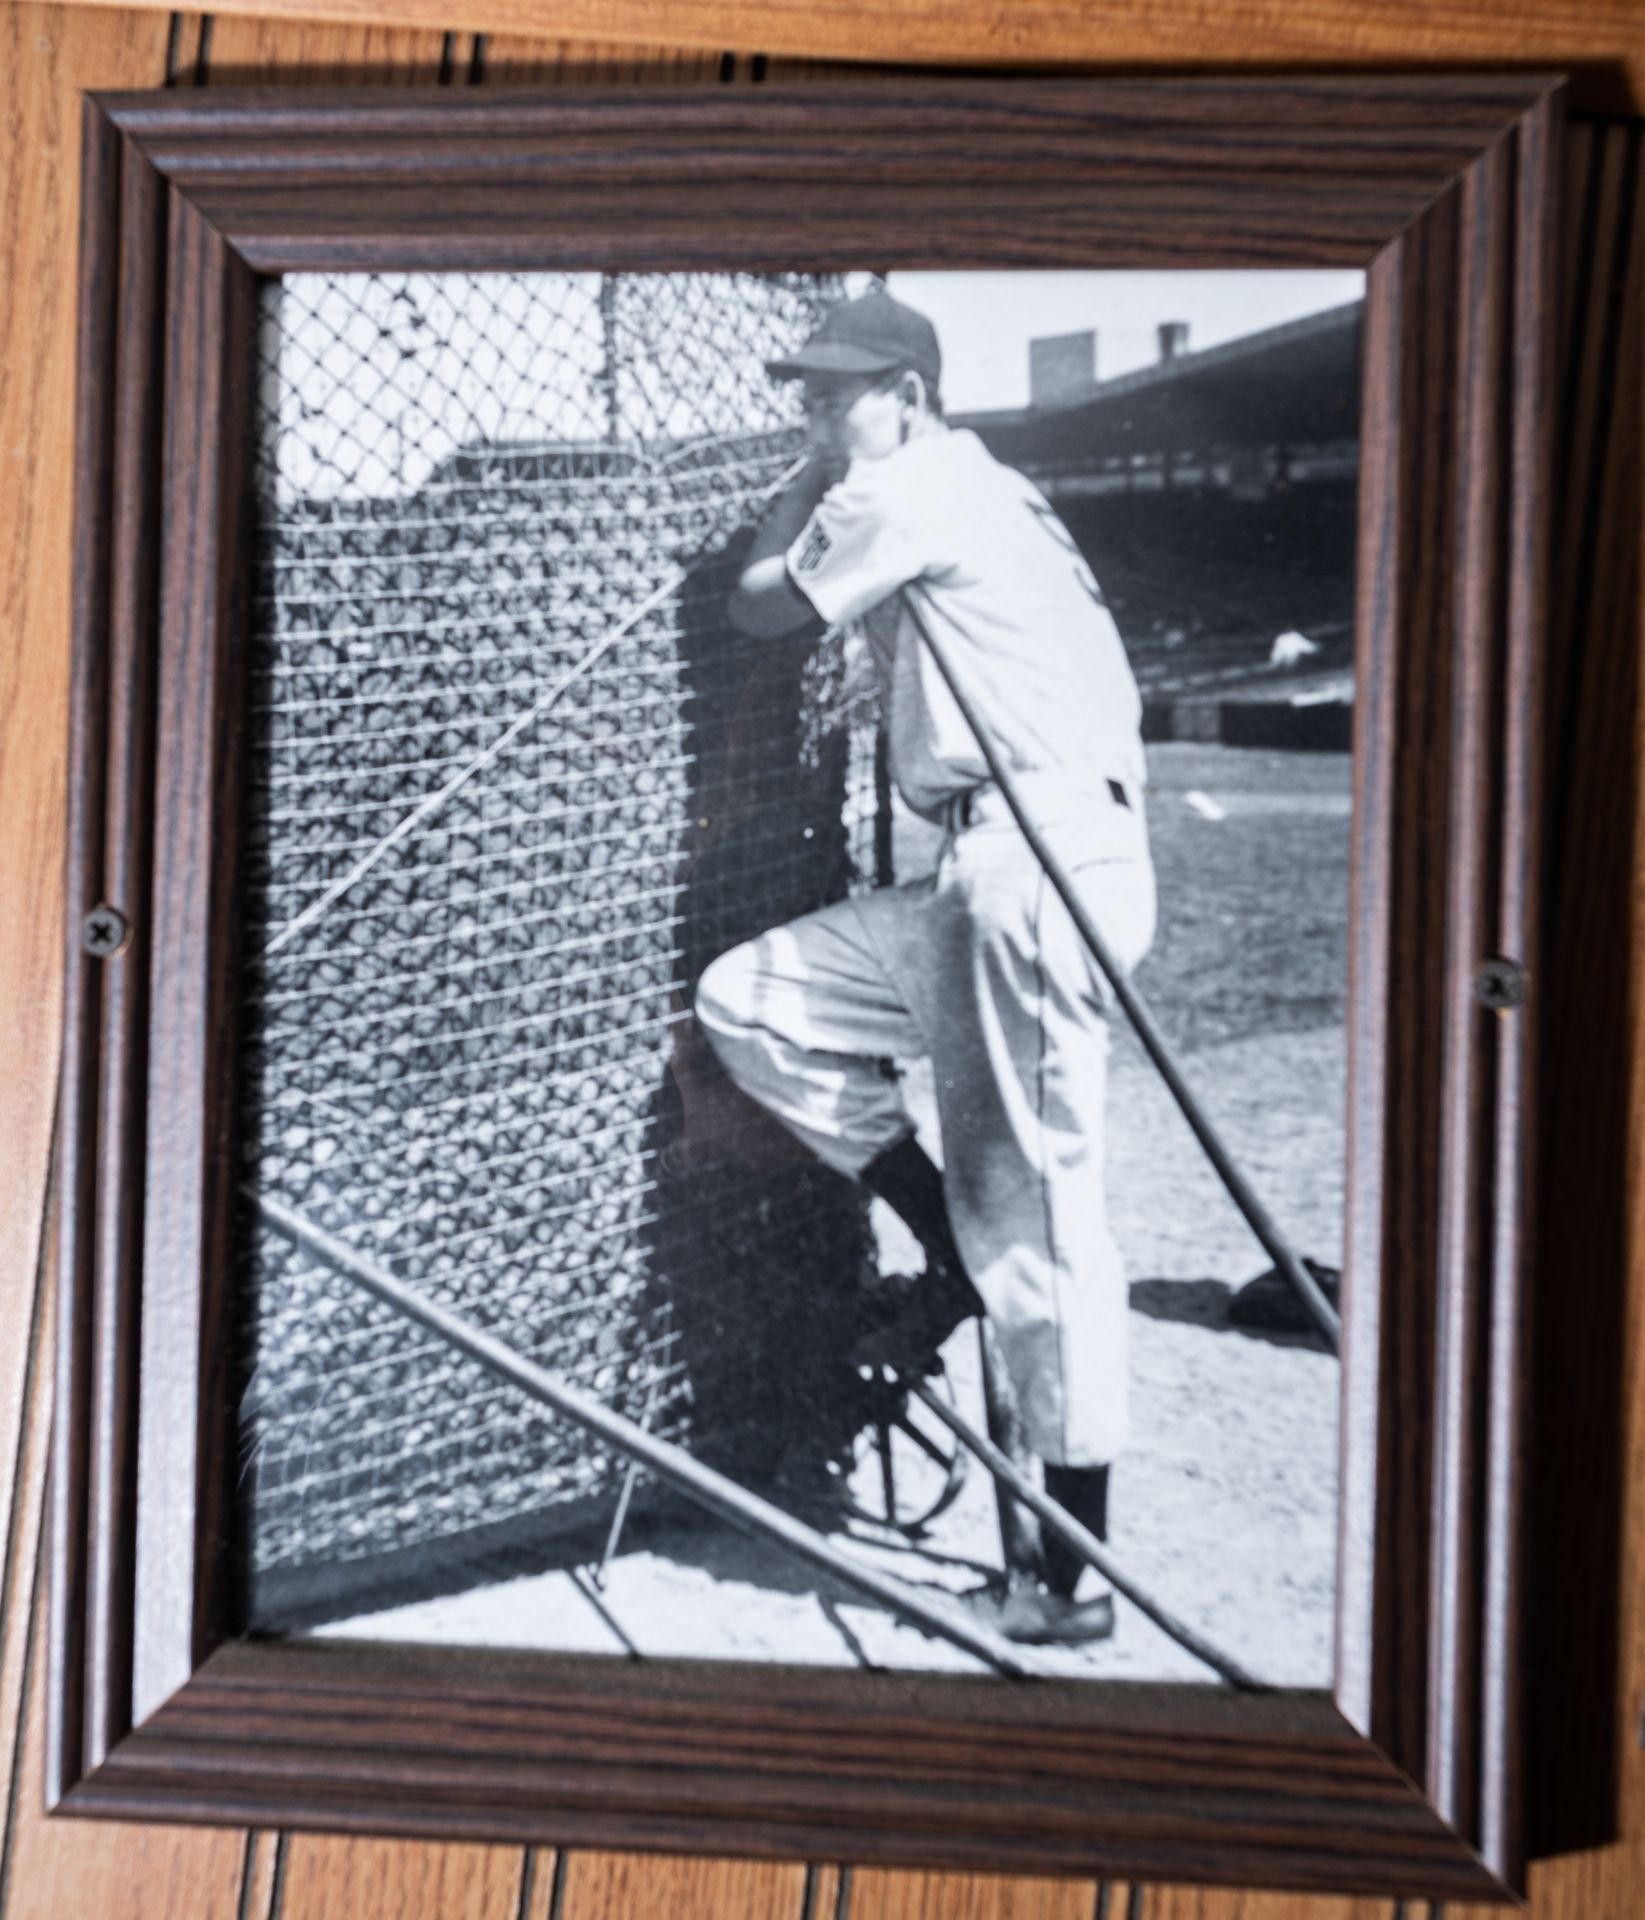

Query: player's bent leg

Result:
[852,1135,984,1374]
[692,892,988,1376]
[692,895,924,1177]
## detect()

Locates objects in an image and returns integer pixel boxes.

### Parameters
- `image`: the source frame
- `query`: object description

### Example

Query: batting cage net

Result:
[237,271,892,1621]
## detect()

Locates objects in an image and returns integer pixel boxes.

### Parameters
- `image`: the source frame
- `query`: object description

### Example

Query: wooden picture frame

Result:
[51,74,1560,1900]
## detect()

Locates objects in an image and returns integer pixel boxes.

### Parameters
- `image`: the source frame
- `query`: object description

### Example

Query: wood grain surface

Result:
[558,1850,811,1919]
[0,2,168,1770]
[0,14,249,1920]
[94,77,1564,278]
[204,15,450,80]
[481,32,725,81]
[1135,1897,1393,1920]
[275,1835,526,1920]
[41,0,1645,116]
[847,1869,1100,1917]
[5,1602,248,1920]
[1,11,1641,1920]
[1507,114,1645,1920]
[49,66,1553,1899]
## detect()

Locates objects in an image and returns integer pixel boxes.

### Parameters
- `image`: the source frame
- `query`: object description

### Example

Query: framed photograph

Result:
[52,75,1559,1899]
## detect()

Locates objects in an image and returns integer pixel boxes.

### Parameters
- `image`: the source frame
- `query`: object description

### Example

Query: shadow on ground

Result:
[1128,1276,1332,1353]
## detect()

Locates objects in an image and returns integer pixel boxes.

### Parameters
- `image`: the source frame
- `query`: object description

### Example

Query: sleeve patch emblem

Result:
[795,520,832,574]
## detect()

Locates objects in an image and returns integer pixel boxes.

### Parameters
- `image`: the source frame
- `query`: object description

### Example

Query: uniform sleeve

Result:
[783,463,928,627]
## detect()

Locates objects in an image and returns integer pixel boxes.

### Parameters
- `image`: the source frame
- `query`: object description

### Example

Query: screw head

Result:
[82,905,129,958]
[1474,957,1527,1011]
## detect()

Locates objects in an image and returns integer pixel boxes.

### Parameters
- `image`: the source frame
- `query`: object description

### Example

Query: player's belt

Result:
[948,779,1132,831]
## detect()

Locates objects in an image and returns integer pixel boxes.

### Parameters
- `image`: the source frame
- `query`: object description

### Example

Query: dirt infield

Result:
[320,744,1348,1685]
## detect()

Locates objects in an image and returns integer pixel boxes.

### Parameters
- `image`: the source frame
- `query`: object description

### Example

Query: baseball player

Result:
[694,288,1155,1645]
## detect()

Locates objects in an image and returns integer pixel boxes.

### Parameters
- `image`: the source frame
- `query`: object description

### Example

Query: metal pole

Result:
[598,277,621,447]
[252,1191,1045,1680]
[898,589,1341,1353]
[909,1383,1265,1691]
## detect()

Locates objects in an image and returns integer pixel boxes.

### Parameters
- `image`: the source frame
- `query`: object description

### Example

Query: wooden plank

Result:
[1134,1897,1396,1920]
[0,9,254,1912]
[275,1836,525,1920]
[848,1869,1100,1918]
[50,0,1645,115]
[0,1231,57,1920]
[517,1849,559,1920]
[0,0,170,1759]
[0,0,172,1883]
[204,14,451,81]
[807,1865,849,1919]
[5,1570,247,1920]
[556,1851,809,1920]
[165,13,210,83]
[480,33,725,80]
[239,1832,282,1920]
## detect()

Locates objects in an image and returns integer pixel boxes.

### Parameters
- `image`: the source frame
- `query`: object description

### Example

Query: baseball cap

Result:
[766,289,942,387]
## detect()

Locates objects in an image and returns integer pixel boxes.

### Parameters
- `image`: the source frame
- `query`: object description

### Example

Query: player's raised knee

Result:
[693,941,761,1044]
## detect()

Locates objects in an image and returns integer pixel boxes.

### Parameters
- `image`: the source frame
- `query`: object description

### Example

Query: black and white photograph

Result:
[234,266,1364,1688]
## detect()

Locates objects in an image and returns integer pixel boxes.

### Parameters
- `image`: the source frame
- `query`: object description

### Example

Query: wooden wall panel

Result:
[204,14,450,80]
[0,1229,55,1907]
[275,1836,526,1920]
[557,1850,810,1920]
[164,12,209,80]
[239,1832,283,1920]
[480,33,725,79]
[0,12,247,1920]
[514,1849,558,1920]
[4,1602,247,1920]
[0,13,1641,1920]
[848,1868,1100,1918]
[1134,1894,1394,1920]
[0,0,169,1735]
[46,0,1645,116]
[809,1865,850,1918]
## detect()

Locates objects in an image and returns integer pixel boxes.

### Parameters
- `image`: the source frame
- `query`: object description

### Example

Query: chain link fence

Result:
[237,271,892,1622]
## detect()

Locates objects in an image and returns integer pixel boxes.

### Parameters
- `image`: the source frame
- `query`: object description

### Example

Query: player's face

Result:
[800,372,904,465]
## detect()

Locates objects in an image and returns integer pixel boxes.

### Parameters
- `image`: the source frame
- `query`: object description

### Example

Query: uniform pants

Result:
[694,790,1155,1468]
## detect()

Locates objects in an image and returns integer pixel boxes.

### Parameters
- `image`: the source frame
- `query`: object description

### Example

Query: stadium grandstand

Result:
[958,300,1362,751]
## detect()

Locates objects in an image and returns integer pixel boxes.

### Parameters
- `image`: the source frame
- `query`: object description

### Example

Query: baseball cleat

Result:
[964,1581,1116,1647]
[850,1270,976,1376]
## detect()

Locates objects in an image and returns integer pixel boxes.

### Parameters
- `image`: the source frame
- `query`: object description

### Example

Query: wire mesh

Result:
[238,271,890,1612]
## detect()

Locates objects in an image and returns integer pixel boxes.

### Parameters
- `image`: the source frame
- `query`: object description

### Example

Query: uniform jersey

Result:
[784,427,1146,821]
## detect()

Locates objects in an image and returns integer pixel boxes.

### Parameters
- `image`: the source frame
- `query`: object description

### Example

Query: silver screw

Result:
[83,904,129,958]
[1474,957,1527,1011]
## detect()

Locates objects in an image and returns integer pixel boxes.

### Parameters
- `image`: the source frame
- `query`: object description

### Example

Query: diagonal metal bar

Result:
[899,586,1342,1352]
[260,451,811,961]
[260,569,684,958]
[252,1189,1046,1679]
[909,1383,1264,1690]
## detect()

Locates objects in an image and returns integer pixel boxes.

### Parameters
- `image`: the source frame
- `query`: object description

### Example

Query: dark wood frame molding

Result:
[49,75,1561,1900]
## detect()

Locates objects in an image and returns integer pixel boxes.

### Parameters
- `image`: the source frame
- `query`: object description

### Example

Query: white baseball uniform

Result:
[696,426,1155,1468]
